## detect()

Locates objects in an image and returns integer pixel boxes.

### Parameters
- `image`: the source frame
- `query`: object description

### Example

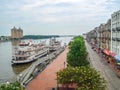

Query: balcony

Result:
[116,27,120,31]
[112,37,117,41]
[116,38,120,41]
[112,28,116,31]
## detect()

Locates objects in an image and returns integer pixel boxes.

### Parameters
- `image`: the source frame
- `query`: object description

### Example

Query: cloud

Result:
[20,0,83,12]
[0,0,120,35]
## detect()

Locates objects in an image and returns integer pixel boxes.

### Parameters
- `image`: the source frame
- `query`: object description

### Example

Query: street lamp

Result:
[6,81,10,84]
[5,81,10,88]
[19,74,22,82]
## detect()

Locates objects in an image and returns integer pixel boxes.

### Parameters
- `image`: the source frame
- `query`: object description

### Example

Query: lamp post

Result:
[19,74,22,82]
[5,81,10,88]
[6,81,10,84]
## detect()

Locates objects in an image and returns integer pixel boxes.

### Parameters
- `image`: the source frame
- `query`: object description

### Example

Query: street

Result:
[85,41,120,90]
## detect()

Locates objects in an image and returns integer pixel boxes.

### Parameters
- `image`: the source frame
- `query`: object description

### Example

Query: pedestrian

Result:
[64,62,66,68]
[89,57,90,60]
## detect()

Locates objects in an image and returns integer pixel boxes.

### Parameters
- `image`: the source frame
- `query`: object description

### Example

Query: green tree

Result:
[57,67,106,90]
[67,36,89,67]
[0,82,23,90]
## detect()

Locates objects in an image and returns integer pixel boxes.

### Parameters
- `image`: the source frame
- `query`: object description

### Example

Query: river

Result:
[0,37,73,83]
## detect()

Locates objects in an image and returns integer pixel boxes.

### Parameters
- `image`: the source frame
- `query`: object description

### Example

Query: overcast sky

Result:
[0,0,120,36]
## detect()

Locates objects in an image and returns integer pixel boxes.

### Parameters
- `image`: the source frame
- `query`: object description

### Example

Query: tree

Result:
[67,36,89,67]
[0,82,23,90]
[57,67,106,90]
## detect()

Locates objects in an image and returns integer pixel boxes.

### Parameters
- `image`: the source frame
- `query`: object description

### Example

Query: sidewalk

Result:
[26,47,68,90]
[93,47,120,77]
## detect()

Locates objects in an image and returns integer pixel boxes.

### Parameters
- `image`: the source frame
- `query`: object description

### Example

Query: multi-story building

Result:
[86,10,120,56]
[93,27,99,48]
[11,26,23,39]
[105,19,111,51]
[98,24,105,49]
[100,19,111,51]
[86,20,111,53]
[111,10,120,55]
[86,29,97,45]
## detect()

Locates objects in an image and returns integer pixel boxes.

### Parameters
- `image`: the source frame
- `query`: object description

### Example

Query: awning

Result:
[109,52,116,57]
[114,55,120,62]
[103,49,110,55]
[117,62,120,65]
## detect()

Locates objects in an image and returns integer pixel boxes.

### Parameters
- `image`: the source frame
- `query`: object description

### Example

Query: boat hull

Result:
[12,51,48,64]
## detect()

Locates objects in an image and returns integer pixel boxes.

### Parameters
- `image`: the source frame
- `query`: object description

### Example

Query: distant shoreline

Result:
[0,35,75,42]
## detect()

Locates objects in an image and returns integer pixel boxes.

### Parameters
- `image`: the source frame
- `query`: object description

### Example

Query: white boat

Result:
[49,38,61,51]
[12,43,49,64]
[19,41,30,46]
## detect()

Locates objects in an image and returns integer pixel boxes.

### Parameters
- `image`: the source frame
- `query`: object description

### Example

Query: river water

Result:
[0,37,72,83]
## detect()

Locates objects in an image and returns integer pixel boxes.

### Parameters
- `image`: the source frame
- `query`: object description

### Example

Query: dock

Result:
[17,47,65,86]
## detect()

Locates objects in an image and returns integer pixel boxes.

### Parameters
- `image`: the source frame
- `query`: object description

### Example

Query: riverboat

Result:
[49,38,61,51]
[12,43,49,64]
[19,41,30,46]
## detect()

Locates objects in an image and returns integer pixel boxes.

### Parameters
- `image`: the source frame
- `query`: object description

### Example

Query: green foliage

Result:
[57,67,106,90]
[67,36,89,67]
[57,36,106,90]
[23,35,60,39]
[0,82,23,90]
[68,41,72,46]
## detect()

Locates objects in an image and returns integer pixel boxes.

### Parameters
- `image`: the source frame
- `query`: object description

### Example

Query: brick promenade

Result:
[26,47,68,90]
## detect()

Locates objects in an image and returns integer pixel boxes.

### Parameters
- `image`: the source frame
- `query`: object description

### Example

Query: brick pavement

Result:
[26,47,68,90]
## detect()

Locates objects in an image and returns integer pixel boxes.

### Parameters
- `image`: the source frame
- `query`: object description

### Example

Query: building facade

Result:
[99,24,105,50]
[11,27,23,39]
[100,19,111,51]
[86,19,111,53]
[111,10,120,55]
[105,19,111,51]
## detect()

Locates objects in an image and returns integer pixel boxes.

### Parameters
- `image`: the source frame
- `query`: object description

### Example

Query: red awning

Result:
[103,49,116,57]
[109,52,116,57]
[103,49,110,55]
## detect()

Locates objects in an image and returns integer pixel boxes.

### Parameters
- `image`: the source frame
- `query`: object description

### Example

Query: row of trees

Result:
[67,36,89,67]
[57,36,106,90]
[23,35,60,39]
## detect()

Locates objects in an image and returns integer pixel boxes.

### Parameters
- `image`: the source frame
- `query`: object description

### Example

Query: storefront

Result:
[114,55,120,69]
[102,50,116,63]
[102,49,110,62]
[109,52,116,63]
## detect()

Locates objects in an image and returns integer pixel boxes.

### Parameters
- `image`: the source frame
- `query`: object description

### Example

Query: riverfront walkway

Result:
[26,47,68,90]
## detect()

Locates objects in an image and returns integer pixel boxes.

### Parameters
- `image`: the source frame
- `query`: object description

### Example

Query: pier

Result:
[26,46,68,90]
[17,47,65,86]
